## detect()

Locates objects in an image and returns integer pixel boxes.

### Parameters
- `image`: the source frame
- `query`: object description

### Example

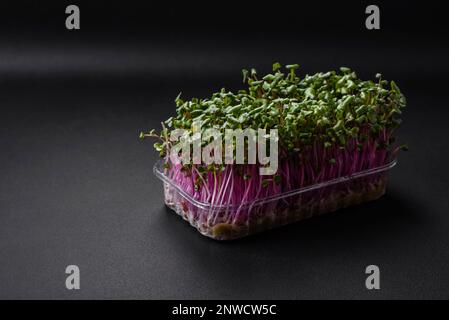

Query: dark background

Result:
[0,0,448,299]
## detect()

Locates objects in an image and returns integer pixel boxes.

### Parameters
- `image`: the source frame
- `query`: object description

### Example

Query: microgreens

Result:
[141,63,405,165]
[141,63,406,217]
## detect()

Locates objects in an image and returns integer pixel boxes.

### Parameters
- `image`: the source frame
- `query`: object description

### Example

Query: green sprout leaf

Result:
[272,62,282,72]
[141,63,407,182]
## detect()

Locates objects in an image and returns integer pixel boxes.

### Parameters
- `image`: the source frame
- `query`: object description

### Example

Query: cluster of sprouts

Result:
[141,63,406,210]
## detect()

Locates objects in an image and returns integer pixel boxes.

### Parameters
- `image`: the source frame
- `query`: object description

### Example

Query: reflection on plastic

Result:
[154,159,397,240]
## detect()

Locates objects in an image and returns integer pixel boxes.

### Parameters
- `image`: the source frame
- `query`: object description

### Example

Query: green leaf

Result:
[175,92,183,107]
[262,179,270,188]
[285,64,299,70]
[333,120,344,131]
[242,69,249,83]
[274,175,282,185]
[154,142,164,152]
[272,62,281,72]
[250,68,257,77]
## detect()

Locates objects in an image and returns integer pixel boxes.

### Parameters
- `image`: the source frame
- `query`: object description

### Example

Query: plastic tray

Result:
[153,159,397,240]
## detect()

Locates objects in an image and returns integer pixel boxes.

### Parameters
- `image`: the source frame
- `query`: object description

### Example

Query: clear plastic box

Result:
[153,159,397,240]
